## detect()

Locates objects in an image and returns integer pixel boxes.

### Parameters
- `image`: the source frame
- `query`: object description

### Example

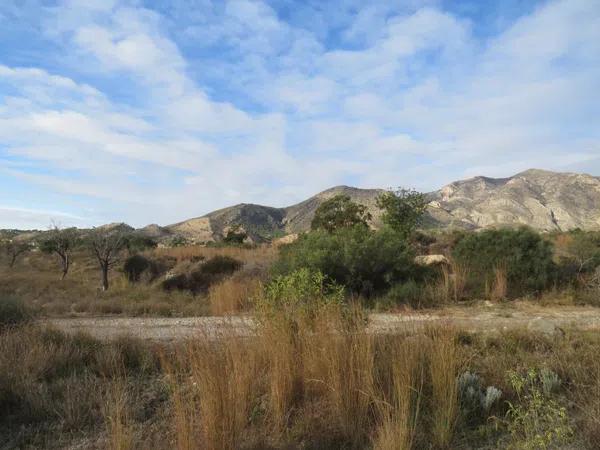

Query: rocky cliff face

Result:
[162,169,600,242]
[428,169,600,231]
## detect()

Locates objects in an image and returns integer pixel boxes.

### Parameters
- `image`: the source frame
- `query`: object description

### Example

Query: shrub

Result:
[452,227,554,297]
[386,280,422,307]
[458,371,502,426]
[504,368,573,449]
[0,296,32,329]
[161,256,243,294]
[256,268,344,325]
[274,226,418,297]
[123,254,151,283]
[311,194,372,232]
[200,255,243,276]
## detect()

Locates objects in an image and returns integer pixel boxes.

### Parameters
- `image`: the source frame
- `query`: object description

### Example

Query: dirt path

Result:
[45,303,600,341]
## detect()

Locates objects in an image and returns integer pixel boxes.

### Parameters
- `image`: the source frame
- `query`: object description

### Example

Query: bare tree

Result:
[89,229,126,291]
[2,239,30,268]
[40,225,80,279]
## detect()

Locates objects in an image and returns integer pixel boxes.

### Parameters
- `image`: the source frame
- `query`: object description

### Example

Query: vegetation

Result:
[1,239,30,268]
[376,188,428,238]
[222,225,248,245]
[89,229,128,291]
[39,225,79,279]
[311,194,372,232]
[275,225,419,297]
[0,296,32,329]
[3,305,600,449]
[453,227,555,298]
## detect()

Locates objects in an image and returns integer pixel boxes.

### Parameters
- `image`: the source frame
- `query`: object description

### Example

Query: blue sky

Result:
[1,0,599,229]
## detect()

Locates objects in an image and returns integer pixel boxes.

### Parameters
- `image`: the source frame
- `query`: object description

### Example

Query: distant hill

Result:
[162,169,600,243]
[4,169,600,243]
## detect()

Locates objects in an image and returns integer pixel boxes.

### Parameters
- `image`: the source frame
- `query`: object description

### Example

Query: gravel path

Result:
[45,304,600,341]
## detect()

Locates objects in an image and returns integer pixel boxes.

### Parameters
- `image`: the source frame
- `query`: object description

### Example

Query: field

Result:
[1,226,600,449]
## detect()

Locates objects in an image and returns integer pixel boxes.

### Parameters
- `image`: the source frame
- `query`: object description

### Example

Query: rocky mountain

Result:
[428,169,600,231]
[162,169,600,243]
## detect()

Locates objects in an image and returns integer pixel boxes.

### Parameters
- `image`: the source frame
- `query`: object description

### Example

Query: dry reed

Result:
[428,326,460,449]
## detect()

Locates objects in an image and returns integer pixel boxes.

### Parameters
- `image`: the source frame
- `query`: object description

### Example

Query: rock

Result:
[415,254,449,266]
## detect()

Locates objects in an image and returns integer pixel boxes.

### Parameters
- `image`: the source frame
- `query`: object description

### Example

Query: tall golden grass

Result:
[164,333,263,450]
[208,276,261,315]
[490,265,508,301]
[428,326,460,449]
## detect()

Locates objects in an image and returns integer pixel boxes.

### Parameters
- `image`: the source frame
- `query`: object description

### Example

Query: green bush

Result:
[0,296,32,329]
[505,368,573,449]
[123,254,151,282]
[256,268,344,324]
[452,227,554,297]
[386,280,422,307]
[274,226,418,297]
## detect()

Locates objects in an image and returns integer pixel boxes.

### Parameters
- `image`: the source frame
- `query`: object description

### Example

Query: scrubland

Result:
[2,222,600,448]
[2,299,600,449]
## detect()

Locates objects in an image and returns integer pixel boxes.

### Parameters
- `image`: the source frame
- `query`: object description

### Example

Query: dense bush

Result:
[274,226,419,297]
[452,227,555,297]
[161,256,243,294]
[123,254,151,282]
[256,268,344,324]
[0,296,32,329]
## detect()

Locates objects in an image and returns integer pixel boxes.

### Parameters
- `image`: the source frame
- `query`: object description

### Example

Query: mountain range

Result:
[151,168,600,243]
[4,169,600,243]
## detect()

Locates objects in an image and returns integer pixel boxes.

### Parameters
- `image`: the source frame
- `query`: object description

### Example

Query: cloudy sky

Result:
[1,0,599,229]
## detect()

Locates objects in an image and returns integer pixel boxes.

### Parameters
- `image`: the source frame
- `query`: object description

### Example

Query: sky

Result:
[0,0,599,229]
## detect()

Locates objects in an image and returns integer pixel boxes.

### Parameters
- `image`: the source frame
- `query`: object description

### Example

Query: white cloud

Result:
[0,0,599,229]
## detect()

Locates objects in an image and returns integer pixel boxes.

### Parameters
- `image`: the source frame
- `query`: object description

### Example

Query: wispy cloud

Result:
[0,0,599,229]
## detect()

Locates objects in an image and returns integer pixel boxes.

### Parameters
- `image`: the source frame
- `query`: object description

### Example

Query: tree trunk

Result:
[60,254,69,280]
[101,264,109,291]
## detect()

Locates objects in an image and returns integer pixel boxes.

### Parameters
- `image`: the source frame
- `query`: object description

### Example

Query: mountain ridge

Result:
[163,169,600,243]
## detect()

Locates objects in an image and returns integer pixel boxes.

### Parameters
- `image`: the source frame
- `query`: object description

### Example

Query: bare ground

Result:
[45,302,600,341]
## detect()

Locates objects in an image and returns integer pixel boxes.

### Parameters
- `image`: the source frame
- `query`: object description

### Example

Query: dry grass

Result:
[0,244,277,317]
[208,275,261,315]
[6,316,600,449]
[153,244,278,266]
[103,378,134,450]
[165,333,263,450]
[428,326,460,449]
[373,336,425,450]
[490,266,508,301]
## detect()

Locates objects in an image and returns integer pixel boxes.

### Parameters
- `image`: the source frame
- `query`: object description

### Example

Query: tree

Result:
[311,194,372,233]
[2,239,30,268]
[565,231,600,275]
[223,225,248,245]
[123,234,158,255]
[39,226,79,279]
[376,188,428,238]
[89,229,127,291]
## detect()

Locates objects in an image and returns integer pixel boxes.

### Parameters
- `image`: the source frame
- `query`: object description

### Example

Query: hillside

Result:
[162,169,600,243]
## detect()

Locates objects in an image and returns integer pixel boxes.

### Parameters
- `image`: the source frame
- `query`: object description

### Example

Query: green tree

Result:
[376,188,428,238]
[274,225,418,297]
[311,194,372,233]
[39,226,80,279]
